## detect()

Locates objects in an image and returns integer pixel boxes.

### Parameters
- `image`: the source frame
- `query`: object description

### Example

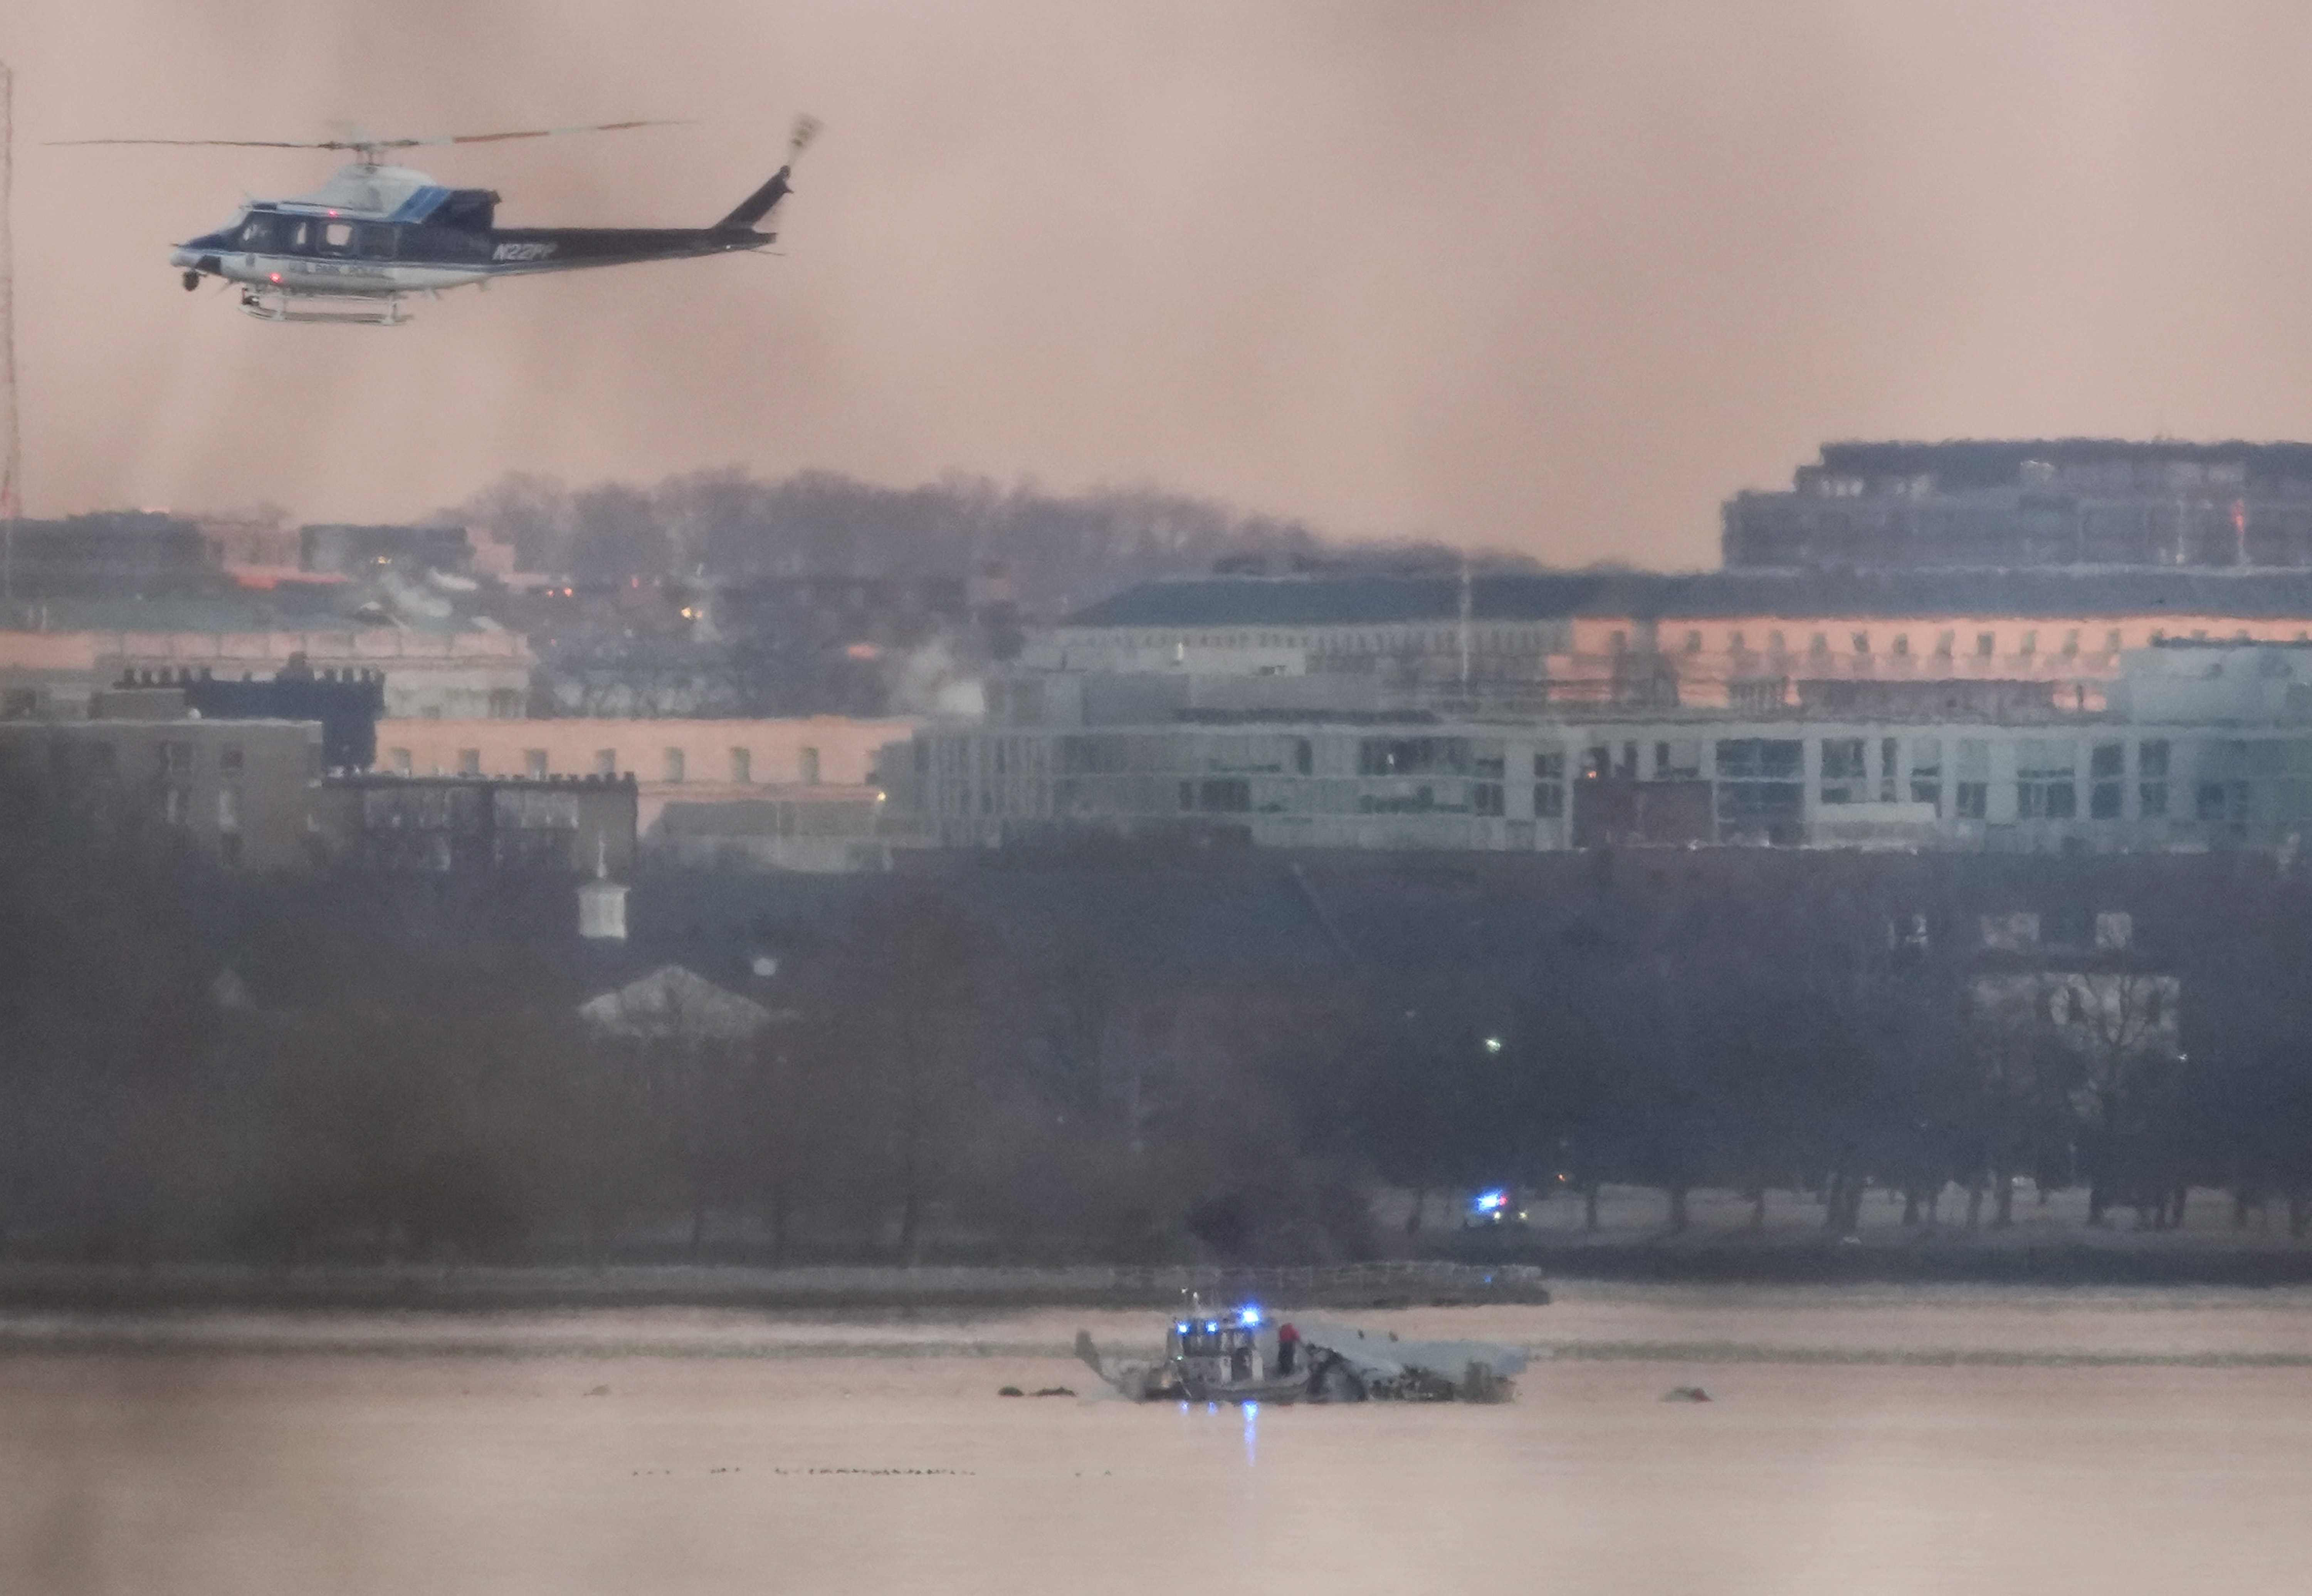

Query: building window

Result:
[2139,739,2169,818]
[2196,741,2248,825]
[1976,632,1996,657]
[1474,782,1505,816]
[160,741,193,778]
[1195,778,1252,812]
[1365,738,1475,777]
[1715,739,1805,844]
[457,748,481,776]
[595,749,617,776]
[1766,631,1783,655]
[220,743,244,774]
[1880,737,1899,803]
[1473,741,1506,778]
[525,749,549,778]
[1910,739,1943,812]
[2019,630,2038,657]
[1654,740,1700,780]
[2016,740,2077,819]
[1936,630,1955,656]
[1292,738,1313,776]
[1727,630,1746,653]
[2106,629,2123,653]
[1534,750,1566,818]
[2090,742,2124,819]
[1852,631,1870,656]
[1892,634,1910,658]
[1684,630,1702,653]
[1809,633,1829,657]
[799,747,821,784]
[390,747,412,775]
[1955,738,1990,819]
[1820,738,1867,804]
[664,748,686,784]
[2062,629,2080,658]
[731,747,752,784]
[217,787,241,831]
[163,786,191,826]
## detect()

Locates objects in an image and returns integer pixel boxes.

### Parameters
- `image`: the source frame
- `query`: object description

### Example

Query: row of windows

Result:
[382,746,823,784]
[1073,621,2312,661]
[933,732,2312,830]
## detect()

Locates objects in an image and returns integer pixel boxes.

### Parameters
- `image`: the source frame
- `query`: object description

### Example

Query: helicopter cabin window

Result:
[354,224,398,259]
[320,221,355,253]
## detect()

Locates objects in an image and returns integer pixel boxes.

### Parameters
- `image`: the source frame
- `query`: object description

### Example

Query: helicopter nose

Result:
[168,246,196,269]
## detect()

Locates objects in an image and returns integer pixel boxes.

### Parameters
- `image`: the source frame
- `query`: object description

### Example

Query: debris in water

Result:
[1032,1386,1076,1398]
[1662,1386,1713,1403]
[998,1386,1025,1397]
[585,1385,611,1397]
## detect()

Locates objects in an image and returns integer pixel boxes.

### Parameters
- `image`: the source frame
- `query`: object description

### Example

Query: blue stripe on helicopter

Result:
[387,186,454,223]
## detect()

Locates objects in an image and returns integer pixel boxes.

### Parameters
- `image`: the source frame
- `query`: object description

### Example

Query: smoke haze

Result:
[8,2,2312,565]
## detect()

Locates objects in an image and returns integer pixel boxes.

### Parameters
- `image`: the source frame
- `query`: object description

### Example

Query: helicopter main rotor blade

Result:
[46,137,347,148]
[49,119,686,151]
[382,118,689,148]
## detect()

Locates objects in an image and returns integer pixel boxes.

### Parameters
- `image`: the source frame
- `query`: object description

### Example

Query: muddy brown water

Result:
[4,1285,2310,1594]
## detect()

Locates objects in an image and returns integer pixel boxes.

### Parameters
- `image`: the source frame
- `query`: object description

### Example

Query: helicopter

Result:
[53,115,819,325]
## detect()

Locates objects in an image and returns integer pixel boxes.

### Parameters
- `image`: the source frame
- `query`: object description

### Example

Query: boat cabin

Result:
[1164,1304,1297,1392]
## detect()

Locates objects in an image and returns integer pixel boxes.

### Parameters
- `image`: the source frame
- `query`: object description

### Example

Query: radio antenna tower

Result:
[0,60,18,607]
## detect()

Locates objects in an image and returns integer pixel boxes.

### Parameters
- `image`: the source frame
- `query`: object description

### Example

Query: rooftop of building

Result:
[1807,438,2312,490]
[1065,567,2312,629]
[1,592,508,639]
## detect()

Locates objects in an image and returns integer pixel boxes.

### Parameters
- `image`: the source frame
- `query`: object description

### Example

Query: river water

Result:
[4,1284,2310,1595]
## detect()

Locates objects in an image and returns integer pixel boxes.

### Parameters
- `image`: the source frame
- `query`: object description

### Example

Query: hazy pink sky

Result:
[8,2,2312,566]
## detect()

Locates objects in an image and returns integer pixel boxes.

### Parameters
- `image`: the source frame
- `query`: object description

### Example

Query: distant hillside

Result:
[447,469,1526,616]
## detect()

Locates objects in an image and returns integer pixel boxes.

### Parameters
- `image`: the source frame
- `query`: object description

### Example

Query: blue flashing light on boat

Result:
[1238,1305,1262,1326]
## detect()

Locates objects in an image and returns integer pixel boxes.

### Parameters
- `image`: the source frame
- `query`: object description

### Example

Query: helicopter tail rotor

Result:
[715,115,821,231]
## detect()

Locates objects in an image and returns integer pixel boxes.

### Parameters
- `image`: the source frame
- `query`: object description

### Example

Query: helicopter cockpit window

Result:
[321,221,355,253]
[237,213,281,251]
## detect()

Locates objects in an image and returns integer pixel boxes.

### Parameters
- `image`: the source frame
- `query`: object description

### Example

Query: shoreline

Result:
[1,1237,2312,1318]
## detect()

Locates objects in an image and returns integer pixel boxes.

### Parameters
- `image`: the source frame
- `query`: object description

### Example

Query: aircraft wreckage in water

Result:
[1076,1301,1531,1404]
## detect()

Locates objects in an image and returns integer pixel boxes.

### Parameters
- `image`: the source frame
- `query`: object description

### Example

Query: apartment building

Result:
[1726,439,2312,569]
[897,642,2312,856]
[0,712,323,869]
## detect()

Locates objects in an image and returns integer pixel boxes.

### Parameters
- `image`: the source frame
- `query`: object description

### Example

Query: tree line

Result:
[11,766,2312,1265]
[449,468,1522,616]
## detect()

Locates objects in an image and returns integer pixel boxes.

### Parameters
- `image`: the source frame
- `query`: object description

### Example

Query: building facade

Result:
[897,642,2312,857]
[1036,567,2312,721]
[0,713,323,869]
[370,715,913,831]
[0,619,531,722]
[1725,439,2312,570]
[317,772,638,875]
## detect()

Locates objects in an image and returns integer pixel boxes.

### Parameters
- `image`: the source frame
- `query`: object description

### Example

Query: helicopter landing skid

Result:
[237,287,410,326]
